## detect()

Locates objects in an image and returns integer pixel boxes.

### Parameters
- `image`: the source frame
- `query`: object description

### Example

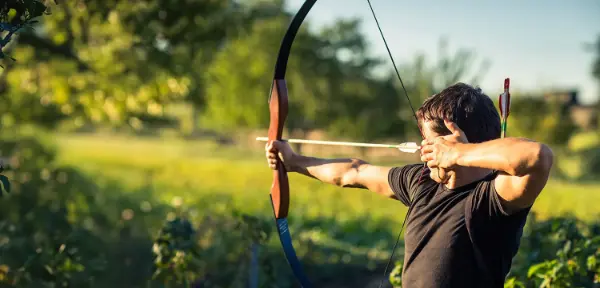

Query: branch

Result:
[16,32,90,71]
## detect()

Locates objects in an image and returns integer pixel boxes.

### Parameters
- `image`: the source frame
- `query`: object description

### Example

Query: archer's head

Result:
[416,82,500,143]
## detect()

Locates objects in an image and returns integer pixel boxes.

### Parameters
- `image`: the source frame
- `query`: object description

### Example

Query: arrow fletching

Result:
[499,78,511,138]
[397,142,420,153]
[499,78,511,118]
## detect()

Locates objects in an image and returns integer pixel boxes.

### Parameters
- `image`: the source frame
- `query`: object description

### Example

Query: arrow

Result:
[255,137,421,154]
[499,78,511,138]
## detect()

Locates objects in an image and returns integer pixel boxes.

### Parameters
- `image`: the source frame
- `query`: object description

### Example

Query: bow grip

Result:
[268,79,290,219]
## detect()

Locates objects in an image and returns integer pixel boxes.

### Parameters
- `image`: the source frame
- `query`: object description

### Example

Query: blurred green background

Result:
[0,1,599,287]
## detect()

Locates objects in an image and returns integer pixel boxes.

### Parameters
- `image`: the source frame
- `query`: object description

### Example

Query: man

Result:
[265,83,554,287]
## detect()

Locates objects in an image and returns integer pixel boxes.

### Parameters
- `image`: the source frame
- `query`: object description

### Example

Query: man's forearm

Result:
[455,137,553,176]
[288,154,366,187]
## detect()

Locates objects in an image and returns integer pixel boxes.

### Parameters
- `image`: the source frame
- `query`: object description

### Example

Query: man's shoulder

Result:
[467,170,534,219]
[387,163,434,206]
[389,163,428,178]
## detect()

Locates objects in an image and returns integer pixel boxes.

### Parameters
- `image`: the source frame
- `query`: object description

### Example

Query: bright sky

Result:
[286,0,600,105]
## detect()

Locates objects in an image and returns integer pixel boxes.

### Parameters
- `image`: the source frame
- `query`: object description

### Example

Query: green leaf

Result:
[528,261,551,278]
[44,265,54,275]
[588,255,598,270]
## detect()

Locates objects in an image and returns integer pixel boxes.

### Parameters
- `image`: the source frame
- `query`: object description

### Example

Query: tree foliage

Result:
[0,0,55,65]
[588,35,600,85]
[509,96,578,145]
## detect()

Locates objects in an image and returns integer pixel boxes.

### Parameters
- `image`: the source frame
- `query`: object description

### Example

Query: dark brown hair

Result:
[416,82,500,143]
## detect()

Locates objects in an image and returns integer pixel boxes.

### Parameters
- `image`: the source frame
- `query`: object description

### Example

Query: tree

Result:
[508,95,577,145]
[118,0,254,133]
[587,35,600,85]
[1,1,194,129]
[202,14,405,144]
[0,0,55,65]
[384,38,490,140]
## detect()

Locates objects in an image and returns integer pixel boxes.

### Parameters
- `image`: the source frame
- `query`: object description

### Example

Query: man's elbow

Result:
[525,143,554,177]
[337,159,368,188]
[524,144,554,204]
[512,143,554,177]
[536,144,554,175]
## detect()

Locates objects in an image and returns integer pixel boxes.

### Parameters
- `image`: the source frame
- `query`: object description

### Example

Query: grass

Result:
[54,133,410,268]
[53,132,600,265]
[54,133,600,219]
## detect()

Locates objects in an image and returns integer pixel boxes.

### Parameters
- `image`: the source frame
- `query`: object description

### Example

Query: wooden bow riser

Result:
[268,79,290,219]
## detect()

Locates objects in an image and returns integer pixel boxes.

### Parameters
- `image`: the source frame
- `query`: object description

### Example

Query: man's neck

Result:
[444,167,493,189]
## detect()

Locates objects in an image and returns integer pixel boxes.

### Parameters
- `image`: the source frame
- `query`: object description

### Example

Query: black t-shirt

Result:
[388,164,530,288]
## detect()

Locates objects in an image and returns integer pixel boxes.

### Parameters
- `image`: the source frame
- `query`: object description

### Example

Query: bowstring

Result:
[365,0,428,286]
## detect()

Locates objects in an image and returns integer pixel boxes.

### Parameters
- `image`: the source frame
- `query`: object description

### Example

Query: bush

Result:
[388,213,600,287]
[0,133,283,287]
[0,132,170,286]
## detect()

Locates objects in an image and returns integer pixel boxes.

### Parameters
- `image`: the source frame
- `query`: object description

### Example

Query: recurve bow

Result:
[267,1,426,286]
[267,1,317,287]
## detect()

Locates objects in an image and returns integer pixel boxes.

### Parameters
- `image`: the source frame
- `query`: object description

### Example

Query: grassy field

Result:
[49,132,600,284]
[54,133,409,255]
[55,133,600,219]
[53,133,600,263]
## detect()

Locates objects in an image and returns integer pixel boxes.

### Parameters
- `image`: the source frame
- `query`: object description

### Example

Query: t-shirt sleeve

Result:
[468,174,531,218]
[388,164,427,207]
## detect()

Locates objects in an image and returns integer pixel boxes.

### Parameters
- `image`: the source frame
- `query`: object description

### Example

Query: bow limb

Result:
[268,1,317,287]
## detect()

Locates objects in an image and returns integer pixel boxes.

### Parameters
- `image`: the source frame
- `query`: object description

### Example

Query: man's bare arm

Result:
[266,140,395,198]
[455,137,554,212]
[287,155,394,198]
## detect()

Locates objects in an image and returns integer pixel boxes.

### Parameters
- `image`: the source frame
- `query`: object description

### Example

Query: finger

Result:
[444,119,467,138]
[271,140,286,150]
[267,156,276,169]
[421,152,435,164]
[433,136,447,144]
[437,167,447,180]
[269,157,278,165]
[268,142,284,154]
[429,169,442,183]
[266,146,276,157]
[427,160,439,168]
[421,139,433,146]
[420,145,434,154]
[444,119,458,134]
[266,140,279,152]
[421,151,437,163]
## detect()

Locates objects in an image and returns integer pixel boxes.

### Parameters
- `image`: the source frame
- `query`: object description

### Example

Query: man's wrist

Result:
[453,142,472,167]
[286,153,303,173]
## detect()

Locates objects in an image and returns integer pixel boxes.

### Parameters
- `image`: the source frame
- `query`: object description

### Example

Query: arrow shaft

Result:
[255,137,419,151]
